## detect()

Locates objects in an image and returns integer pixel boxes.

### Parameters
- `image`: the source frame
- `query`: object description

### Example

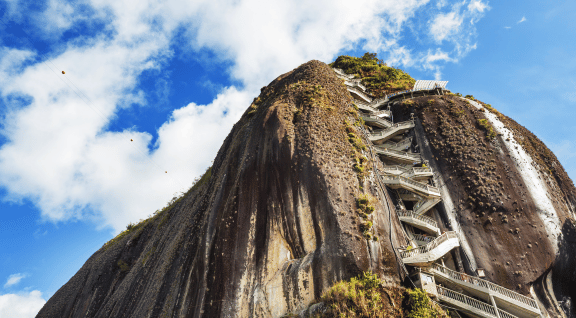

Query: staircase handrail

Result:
[398,231,458,258]
[397,210,438,229]
[498,309,520,318]
[347,86,373,102]
[371,120,414,136]
[381,137,413,150]
[437,286,501,317]
[377,148,421,160]
[345,79,367,91]
[412,167,433,174]
[373,109,392,117]
[380,175,440,196]
[430,264,539,309]
[381,165,407,174]
[410,232,435,244]
[361,115,393,127]
[333,68,355,80]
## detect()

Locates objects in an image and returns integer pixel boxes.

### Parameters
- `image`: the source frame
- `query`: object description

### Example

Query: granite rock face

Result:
[37,61,407,318]
[37,60,576,318]
[394,95,576,317]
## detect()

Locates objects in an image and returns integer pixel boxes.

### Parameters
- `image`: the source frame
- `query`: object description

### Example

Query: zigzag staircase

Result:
[334,68,542,318]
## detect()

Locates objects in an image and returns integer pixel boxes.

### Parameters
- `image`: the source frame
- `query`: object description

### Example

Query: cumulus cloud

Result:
[518,16,527,24]
[3,273,27,288]
[0,0,489,232]
[430,11,463,43]
[0,290,46,318]
[468,0,489,13]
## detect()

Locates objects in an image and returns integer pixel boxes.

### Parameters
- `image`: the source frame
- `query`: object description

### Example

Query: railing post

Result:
[490,294,501,318]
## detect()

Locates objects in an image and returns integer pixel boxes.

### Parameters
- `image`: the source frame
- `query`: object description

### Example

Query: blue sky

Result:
[0,0,575,316]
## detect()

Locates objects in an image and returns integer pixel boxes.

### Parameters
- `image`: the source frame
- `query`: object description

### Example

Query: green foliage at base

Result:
[404,288,444,318]
[330,53,415,98]
[321,272,385,316]
[320,273,448,318]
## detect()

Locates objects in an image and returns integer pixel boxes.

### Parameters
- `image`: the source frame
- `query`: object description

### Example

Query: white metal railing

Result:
[414,198,441,215]
[345,79,367,91]
[347,86,373,102]
[372,97,388,107]
[437,286,499,317]
[410,232,435,244]
[376,148,421,160]
[430,264,539,310]
[398,231,458,258]
[498,309,520,318]
[361,114,393,127]
[381,165,407,174]
[381,137,412,151]
[333,68,355,80]
[373,109,392,117]
[354,100,377,112]
[403,167,433,179]
[397,210,438,229]
[412,167,433,174]
[379,174,440,197]
[370,120,414,137]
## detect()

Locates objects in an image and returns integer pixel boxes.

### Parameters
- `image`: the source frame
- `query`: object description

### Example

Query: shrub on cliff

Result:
[319,272,448,318]
[330,53,415,97]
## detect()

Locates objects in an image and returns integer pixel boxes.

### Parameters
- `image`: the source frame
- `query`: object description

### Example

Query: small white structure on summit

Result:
[413,80,449,91]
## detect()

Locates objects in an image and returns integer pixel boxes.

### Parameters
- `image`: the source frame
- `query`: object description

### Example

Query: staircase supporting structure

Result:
[369,120,415,144]
[429,264,542,318]
[414,198,442,215]
[361,114,393,129]
[375,148,422,164]
[437,286,520,318]
[379,136,412,151]
[397,210,440,235]
[379,175,441,199]
[398,189,422,202]
[332,68,542,318]
[399,231,460,266]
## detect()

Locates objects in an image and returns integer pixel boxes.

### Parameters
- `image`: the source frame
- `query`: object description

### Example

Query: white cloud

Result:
[430,11,463,43]
[518,16,527,24]
[437,0,449,9]
[3,274,27,288]
[0,290,46,318]
[0,0,489,232]
[468,0,489,13]
[504,26,512,29]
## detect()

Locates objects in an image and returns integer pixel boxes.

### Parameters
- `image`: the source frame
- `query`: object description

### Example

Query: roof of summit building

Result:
[413,80,449,90]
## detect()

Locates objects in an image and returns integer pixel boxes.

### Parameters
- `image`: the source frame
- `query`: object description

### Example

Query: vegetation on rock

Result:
[319,272,448,318]
[330,53,415,98]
